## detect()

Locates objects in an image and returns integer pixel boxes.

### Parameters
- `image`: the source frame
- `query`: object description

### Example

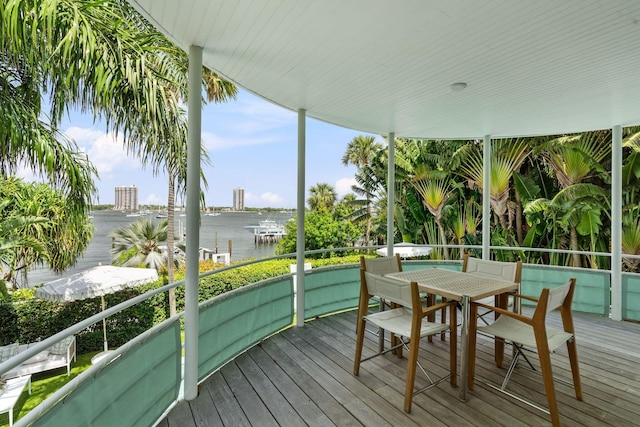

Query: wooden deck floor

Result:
[160,309,640,426]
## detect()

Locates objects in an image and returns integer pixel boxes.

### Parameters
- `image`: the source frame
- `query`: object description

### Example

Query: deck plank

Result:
[163,309,640,426]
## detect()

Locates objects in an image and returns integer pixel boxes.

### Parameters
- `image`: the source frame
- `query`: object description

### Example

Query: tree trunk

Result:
[437,220,450,260]
[366,191,372,247]
[570,226,582,268]
[515,192,523,245]
[167,171,176,317]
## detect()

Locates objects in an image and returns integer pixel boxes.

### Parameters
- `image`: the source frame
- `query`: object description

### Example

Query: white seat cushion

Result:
[478,315,573,352]
[365,307,449,339]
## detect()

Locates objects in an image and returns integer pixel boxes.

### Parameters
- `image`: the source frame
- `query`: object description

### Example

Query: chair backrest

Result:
[462,255,522,283]
[540,279,575,315]
[360,254,402,275]
[363,271,414,308]
[528,278,577,336]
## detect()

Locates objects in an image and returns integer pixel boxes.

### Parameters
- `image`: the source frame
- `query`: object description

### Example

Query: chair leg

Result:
[354,295,370,376]
[535,332,560,427]
[354,316,366,376]
[494,294,507,368]
[404,327,421,412]
[440,297,447,341]
[427,294,435,343]
[566,338,583,400]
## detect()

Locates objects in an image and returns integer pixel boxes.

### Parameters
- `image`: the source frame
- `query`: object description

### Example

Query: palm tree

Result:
[620,131,640,271]
[0,176,96,289]
[412,169,454,260]
[0,200,48,295]
[109,219,184,271]
[533,132,611,267]
[2,0,237,313]
[139,68,236,316]
[456,138,530,232]
[0,48,97,216]
[342,135,383,245]
[308,183,337,211]
[1,0,184,279]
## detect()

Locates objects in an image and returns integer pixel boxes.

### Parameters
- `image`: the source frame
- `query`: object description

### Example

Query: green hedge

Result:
[0,255,362,353]
[0,289,155,354]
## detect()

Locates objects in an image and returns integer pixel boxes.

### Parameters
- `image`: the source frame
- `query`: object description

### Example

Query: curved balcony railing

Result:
[2,245,640,426]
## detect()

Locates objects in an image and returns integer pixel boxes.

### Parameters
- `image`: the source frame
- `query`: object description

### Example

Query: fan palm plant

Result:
[412,169,455,259]
[456,138,530,231]
[109,219,184,271]
[533,131,611,266]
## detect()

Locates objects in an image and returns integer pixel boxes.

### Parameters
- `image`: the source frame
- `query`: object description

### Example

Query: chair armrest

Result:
[472,301,533,325]
[421,301,456,316]
[511,293,539,303]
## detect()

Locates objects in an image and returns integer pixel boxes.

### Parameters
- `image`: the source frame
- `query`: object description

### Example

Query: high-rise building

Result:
[115,185,139,211]
[233,188,244,211]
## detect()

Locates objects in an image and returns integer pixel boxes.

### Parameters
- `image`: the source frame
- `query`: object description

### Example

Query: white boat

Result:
[244,219,286,235]
[244,218,286,243]
[204,210,220,217]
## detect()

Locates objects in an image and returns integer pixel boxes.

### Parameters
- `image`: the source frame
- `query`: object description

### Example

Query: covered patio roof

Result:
[126,0,635,402]
[129,0,640,139]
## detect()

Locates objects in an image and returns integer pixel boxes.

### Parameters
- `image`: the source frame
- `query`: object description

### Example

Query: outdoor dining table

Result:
[385,267,518,401]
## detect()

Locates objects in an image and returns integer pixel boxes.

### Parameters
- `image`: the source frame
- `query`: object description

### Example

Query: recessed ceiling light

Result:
[450,82,468,91]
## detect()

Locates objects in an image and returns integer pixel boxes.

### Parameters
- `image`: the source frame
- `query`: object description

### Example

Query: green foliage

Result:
[276,209,360,258]
[109,218,174,270]
[0,177,94,288]
[0,289,155,354]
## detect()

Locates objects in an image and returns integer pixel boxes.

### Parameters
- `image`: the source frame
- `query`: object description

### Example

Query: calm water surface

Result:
[27,210,294,285]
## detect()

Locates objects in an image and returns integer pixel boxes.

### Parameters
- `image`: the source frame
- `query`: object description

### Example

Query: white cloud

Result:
[15,165,39,182]
[63,127,138,177]
[260,192,284,205]
[335,177,356,197]
[243,191,285,207]
[202,131,280,150]
[232,98,296,129]
[65,127,105,146]
[141,193,165,206]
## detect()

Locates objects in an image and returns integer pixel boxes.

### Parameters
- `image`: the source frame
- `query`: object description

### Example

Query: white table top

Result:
[0,375,31,413]
[386,268,518,301]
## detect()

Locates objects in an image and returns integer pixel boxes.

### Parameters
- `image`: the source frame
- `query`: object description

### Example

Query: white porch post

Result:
[184,45,202,400]
[387,132,396,255]
[295,109,306,326]
[611,125,622,321]
[482,135,491,260]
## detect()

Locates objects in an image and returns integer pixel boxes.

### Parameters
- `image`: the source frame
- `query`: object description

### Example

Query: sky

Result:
[19,89,381,209]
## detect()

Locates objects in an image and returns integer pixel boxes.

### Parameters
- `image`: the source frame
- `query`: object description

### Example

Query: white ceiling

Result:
[129,0,640,139]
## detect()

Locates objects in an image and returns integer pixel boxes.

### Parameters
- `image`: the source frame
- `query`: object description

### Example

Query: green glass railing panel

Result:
[304,266,360,319]
[622,273,640,321]
[198,277,293,380]
[521,265,609,316]
[32,320,181,427]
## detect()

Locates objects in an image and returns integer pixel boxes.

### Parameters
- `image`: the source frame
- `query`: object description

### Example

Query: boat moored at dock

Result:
[244,219,286,243]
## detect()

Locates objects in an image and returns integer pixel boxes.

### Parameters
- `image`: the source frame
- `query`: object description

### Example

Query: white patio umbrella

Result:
[376,243,433,258]
[35,265,159,352]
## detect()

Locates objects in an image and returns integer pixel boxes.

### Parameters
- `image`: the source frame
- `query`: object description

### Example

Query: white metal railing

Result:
[4,244,639,426]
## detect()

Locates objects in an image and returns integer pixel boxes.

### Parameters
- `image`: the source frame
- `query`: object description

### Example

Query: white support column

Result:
[387,132,396,255]
[482,135,491,260]
[184,45,202,400]
[295,109,306,326]
[611,125,622,321]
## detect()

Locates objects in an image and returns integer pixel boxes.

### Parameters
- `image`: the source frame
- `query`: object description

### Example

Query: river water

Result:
[26,210,294,286]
